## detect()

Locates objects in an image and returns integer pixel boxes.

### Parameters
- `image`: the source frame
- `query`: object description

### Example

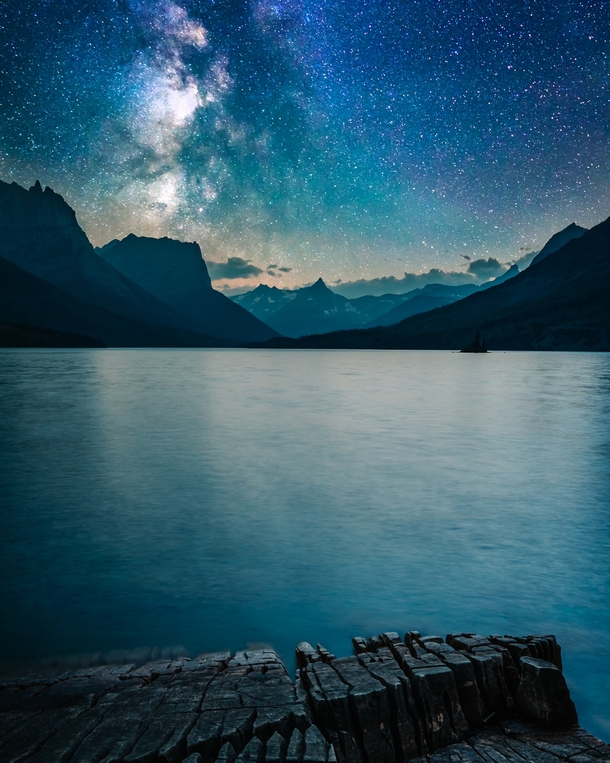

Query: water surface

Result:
[1,349,609,738]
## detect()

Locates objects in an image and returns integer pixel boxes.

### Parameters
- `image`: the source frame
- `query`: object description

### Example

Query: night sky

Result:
[1,0,609,291]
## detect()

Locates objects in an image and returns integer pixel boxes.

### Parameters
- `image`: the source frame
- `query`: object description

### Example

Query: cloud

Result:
[466,257,506,279]
[207,256,264,280]
[459,254,471,261]
[277,266,292,273]
[333,268,478,299]
[511,249,540,269]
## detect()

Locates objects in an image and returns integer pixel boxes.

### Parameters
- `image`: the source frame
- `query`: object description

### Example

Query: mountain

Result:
[342,291,417,323]
[368,283,481,327]
[530,223,587,265]
[0,255,225,347]
[478,263,520,290]
[232,283,418,336]
[231,284,298,323]
[233,259,522,337]
[97,235,278,343]
[258,278,359,337]
[0,321,106,348]
[0,180,200,333]
[257,215,610,351]
[238,277,407,338]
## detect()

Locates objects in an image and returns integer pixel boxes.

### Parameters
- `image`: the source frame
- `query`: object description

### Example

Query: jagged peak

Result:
[31,180,43,193]
[308,277,329,291]
[117,232,200,250]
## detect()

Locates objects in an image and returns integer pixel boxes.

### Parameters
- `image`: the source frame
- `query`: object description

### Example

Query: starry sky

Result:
[1,0,610,292]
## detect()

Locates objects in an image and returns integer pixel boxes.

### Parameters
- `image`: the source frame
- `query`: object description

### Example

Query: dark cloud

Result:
[459,254,472,261]
[333,268,478,298]
[265,264,291,277]
[207,257,263,280]
[466,258,506,279]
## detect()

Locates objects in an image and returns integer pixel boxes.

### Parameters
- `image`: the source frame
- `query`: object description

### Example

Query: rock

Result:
[464,651,513,717]
[300,660,363,763]
[351,638,369,655]
[409,665,470,750]
[516,658,578,728]
[446,635,491,652]
[285,729,305,763]
[303,725,333,763]
[332,656,397,763]
[0,632,585,763]
[296,644,321,668]
[438,652,485,731]
[488,639,531,673]
[265,731,288,763]
[357,650,425,759]
[317,646,336,664]
[235,736,264,763]
[380,633,404,648]
[217,741,238,763]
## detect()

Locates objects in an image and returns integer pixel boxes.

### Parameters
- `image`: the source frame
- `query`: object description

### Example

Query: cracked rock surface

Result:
[0,631,599,763]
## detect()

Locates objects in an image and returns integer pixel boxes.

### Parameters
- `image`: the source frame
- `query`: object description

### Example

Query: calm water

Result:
[0,349,609,738]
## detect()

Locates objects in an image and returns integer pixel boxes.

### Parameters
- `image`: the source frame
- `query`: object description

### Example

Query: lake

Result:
[0,349,608,739]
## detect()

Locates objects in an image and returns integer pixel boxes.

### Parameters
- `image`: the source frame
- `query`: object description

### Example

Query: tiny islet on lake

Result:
[0,348,609,739]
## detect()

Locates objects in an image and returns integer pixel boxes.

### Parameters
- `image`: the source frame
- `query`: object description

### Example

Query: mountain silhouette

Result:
[0,181,199,333]
[368,283,481,327]
[530,223,587,265]
[257,215,610,350]
[0,255,226,347]
[0,321,106,348]
[233,281,421,336]
[97,234,278,343]
[232,284,298,322]
[250,278,366,337]
[234,272,517,336]
[478,263,520,290]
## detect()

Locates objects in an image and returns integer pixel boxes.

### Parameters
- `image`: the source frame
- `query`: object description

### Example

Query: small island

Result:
[461,330,488,353]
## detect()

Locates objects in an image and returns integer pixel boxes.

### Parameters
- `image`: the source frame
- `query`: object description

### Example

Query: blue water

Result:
[0,349,609,738]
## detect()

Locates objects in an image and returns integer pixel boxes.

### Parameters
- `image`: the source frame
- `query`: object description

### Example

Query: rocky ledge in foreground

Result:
[0,630,607,763]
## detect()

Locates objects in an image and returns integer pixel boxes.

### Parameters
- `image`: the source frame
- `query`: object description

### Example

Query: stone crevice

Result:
[0,632,592,763]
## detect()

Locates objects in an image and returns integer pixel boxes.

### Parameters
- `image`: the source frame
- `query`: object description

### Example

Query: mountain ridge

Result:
[97,234,279,343]
[0,254,227,347]
[0,180,200,334]
[253,215,610,351]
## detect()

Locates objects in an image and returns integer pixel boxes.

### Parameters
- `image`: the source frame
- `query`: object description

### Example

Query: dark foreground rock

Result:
[0,631,602,763]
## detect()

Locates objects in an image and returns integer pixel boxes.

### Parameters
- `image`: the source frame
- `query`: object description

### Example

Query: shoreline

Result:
[1,628,605,763]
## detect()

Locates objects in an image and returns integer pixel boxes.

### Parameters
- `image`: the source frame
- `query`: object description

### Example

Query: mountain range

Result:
[232,266,518,338]
[256,217,610,351]
[1,179,606,351]
[96,235,277,342]
[0,180,276,346]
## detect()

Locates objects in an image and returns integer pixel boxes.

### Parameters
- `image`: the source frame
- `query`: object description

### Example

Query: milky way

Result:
[1,0,609,289]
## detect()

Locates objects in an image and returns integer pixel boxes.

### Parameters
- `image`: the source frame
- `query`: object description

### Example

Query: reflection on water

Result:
[0,349,609,739]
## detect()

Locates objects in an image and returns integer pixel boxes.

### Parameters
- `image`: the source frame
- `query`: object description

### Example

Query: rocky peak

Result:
[308,277,330,293]
[532,222,588,265]
[97,234,213,291]
[0,179,93,280]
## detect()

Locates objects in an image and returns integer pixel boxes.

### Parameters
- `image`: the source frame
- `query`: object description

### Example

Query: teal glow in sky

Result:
[1,0,609,289]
